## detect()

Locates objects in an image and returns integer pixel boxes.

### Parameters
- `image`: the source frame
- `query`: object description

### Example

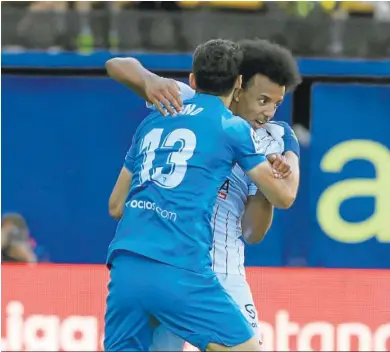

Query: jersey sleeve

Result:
[123,134,137,173]
[225,116,266,172]
[265,121,300,158]
[279,122,300,158]
[146,80,196,110]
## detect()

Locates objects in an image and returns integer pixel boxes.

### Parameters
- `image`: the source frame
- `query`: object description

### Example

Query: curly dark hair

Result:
[192,39,243,96]
[238,39,301,92]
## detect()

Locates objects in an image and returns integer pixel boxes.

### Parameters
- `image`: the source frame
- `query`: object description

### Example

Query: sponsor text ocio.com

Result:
[128,199,177,222]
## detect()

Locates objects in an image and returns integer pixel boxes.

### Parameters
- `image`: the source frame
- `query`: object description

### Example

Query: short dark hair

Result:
[238,39,301,92]
[192,39,243,96]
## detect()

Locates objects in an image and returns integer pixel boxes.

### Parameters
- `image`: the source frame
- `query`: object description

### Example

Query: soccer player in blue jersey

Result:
[107,39,301,350]
[104,39,297,352]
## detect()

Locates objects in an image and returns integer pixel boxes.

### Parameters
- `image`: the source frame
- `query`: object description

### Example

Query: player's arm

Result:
[264,121,300,200]
[280,150,299,196]
[109,168,132,220]
[227,118,298,209]
[105,57,182,116]
[108,138,136,220]
[247,144,299,209]
[246,160,296,209]
[242,191,273,244]
[241,149,300,243]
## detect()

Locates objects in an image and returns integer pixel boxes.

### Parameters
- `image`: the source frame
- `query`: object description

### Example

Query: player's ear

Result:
[189,73,197,90]
[234,75,242,90]
[233,88,242,103]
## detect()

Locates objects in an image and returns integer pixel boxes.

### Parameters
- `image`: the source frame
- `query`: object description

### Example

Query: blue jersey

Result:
[107,93,266,272]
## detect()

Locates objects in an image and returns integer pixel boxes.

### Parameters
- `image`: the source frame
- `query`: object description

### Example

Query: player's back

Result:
[108,93,244,273]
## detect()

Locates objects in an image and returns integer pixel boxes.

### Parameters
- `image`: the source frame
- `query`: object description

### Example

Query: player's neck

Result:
[218,94,234,108]
[196,90,234,109]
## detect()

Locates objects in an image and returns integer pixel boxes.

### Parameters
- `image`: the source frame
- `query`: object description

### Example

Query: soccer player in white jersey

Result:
[107,39,301,349]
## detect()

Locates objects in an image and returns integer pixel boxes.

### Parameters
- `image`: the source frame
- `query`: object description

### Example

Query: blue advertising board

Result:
[3,51,390,76]
[2,75,147,263]
[2,53,389,267]
[309,83,390,268]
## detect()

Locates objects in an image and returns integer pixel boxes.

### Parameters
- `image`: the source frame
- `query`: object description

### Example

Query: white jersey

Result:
[147,80,285,276]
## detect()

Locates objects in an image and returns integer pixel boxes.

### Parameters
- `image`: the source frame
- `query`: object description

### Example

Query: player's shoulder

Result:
[267,120,293,132]
[176,81,196,101]
[223,115,263,153]
[222,113,250,131]
[223,114,255,142]
[264,120,296,139]
[134,108,161,140]
[270,120,290,127]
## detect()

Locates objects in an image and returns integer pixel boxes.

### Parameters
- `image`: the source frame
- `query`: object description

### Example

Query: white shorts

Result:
[215,273,262,344]
[150,272,261,351]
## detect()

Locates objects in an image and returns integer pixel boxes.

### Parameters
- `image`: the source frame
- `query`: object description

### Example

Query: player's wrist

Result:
[142,71,158,89]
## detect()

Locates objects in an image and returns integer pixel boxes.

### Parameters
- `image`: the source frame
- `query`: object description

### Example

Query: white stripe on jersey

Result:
[210,128,285,276]
[146,80,286,276]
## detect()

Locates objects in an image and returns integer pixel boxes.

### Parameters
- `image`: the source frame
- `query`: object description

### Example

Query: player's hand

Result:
[145,75,182,117]
[267,153,292,179]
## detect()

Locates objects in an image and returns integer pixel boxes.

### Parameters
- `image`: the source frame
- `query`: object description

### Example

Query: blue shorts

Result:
[104,251,254,351]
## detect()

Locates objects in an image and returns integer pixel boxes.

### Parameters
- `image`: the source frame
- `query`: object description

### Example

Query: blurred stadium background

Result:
[1,1,390,351]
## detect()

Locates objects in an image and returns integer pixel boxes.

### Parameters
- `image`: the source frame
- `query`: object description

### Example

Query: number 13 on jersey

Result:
[140,128,197,189]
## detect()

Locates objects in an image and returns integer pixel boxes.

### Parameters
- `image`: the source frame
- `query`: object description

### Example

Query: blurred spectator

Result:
[1,213,37,263]
[61,1,80,51]
[1,1,79,50]
[374,1,390,22]
[131,1,189,51]
[89,1,110,49]
[17,1,64,49]
[206,1,267,13]
[323,1,390,57]
[280,1,316,17]
[276,2,330,56]
[1,0,389,57]
[1,1,32,48]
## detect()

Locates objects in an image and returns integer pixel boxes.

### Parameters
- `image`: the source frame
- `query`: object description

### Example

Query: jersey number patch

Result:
[140,128,197,189]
